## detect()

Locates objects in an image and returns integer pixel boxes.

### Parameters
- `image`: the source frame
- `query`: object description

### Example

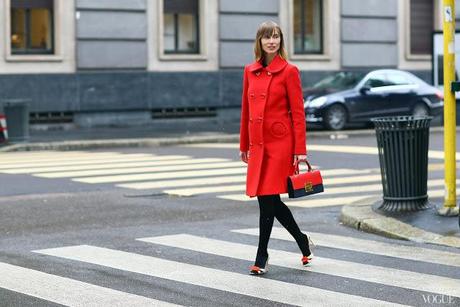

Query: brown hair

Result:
[253,21,288,61]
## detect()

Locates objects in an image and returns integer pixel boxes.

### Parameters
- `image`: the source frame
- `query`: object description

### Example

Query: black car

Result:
[303,69,444,130]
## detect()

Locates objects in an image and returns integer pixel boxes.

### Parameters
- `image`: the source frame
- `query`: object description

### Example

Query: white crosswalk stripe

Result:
[34,245,408,306]
[0,157,227,174]
[0,228,456,305]
[165,179,459,197]
[34,161,244,178]
[232,227,460,268]
[0,150,456,208]
[0,262,181,306]
[0,152,149,166]
[0,154,189,170]
[185,143,460,161]
[138,234,460,297]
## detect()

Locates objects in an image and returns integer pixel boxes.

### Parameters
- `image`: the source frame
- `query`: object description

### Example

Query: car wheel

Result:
[324,104,347,130]
[412,103,429,117]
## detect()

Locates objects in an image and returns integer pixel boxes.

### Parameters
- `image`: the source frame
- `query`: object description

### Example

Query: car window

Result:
[312,71,365,90]
[386,74,412,85]
[363,73,388,88]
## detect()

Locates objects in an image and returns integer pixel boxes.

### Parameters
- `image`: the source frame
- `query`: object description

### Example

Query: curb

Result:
[340,196,460,249]
[0,134,241,152]
[0,126,452,153]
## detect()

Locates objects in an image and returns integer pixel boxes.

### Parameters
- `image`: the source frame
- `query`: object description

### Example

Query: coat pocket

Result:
[270,121,288,138]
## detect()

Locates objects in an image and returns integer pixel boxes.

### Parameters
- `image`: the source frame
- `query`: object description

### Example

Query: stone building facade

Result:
[0,0,450,125]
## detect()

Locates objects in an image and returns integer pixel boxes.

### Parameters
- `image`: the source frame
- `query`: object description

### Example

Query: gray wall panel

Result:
[342,18,397,42]
[77,0,146,10]
[79,72,148,111]
[342,44,397,67]
[221,70,244,106]
[149,73,219,108]
[219,0,279,13]
[220,42,254,68]
[77,11,146,39]
[220,15,279,40]
[78,41,147,69]
[341,0,397,17]
[0,69,433,116]
[0,75,78,112]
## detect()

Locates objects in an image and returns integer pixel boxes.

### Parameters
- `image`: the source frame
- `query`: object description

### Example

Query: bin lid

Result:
[371,116,432,130]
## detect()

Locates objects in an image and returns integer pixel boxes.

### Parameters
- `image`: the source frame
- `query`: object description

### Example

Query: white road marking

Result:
[73,168,248,184]
[232,227,460,268]
[34,245,408,307]
[0,154,185,170]
[0,157,222,174]
[139,234,460,297]
[117,175,247,190]
[217,194,370,207]
[35,161,242,178]
[184,143,460,161]
[0,262,180,306]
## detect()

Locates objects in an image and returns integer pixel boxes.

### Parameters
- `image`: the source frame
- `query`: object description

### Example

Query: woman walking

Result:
[239,21,313,275]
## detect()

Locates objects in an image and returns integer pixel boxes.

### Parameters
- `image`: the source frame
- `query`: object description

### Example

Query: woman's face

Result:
[261,30,281,56]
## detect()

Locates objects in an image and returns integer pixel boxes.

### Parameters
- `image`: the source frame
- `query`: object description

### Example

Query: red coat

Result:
[240,55,307,197]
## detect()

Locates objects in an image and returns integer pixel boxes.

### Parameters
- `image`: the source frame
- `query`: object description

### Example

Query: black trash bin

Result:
[2,99,30,143]
[371,116,432,212]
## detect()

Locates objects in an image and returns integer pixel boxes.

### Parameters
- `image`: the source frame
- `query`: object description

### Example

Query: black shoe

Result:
[249,254,269,275]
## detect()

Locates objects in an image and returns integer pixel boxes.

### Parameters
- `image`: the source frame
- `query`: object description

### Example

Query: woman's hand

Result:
[293,154,307,165]
[240,151,249,164]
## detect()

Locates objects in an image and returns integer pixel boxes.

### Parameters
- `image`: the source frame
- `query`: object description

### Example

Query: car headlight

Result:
[308,96,327,108]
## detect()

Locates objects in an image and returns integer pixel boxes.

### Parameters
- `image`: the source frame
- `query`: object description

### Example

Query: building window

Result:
[409,0,433,55]
[10,0,54,55]
[163,0,199,54]
[293,0,323,54]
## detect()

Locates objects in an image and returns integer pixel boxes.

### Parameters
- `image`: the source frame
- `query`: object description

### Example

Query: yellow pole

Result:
[440,0,458,216]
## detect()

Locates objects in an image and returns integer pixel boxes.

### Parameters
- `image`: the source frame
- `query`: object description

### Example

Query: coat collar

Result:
[247,54,288,74]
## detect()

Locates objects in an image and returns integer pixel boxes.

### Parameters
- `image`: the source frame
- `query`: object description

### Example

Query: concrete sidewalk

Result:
[340,196,460,249]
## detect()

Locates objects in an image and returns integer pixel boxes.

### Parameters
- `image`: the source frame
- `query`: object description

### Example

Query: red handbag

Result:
[287,160,324,198]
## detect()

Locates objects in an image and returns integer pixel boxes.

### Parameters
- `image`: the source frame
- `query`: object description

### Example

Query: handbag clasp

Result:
[304,182,313,192]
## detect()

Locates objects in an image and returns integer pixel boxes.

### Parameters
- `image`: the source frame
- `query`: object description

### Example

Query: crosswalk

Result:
[0,227,458,306]
[0,149,458,209]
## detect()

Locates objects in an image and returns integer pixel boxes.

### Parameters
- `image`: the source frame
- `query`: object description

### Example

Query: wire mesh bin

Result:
[371,116,432,212]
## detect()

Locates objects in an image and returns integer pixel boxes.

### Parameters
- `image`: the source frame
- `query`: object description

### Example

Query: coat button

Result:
[267,72,271,76]
[261,93,266,98]
[256,72,260,76]
[249,118,253,122]
[250,142,253,146]
[259,142,263,145]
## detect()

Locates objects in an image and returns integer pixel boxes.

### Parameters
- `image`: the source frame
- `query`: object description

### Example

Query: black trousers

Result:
[255,194,309,266]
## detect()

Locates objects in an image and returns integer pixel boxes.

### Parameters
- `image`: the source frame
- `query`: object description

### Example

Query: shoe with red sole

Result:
[249,254,269,275]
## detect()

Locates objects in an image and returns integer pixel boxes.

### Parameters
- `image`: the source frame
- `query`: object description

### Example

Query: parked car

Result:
[303,69,444,130]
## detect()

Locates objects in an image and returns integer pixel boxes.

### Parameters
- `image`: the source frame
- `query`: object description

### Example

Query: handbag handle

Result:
[294,159,312,174]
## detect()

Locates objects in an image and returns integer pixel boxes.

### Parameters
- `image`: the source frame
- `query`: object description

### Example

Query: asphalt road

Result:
[0,132,459,306]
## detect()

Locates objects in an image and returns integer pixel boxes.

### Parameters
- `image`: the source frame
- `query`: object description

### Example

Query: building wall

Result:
[340,0,398,68]
[219,0,279,68]
[76,0,148,70]
[0,0,438,121]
